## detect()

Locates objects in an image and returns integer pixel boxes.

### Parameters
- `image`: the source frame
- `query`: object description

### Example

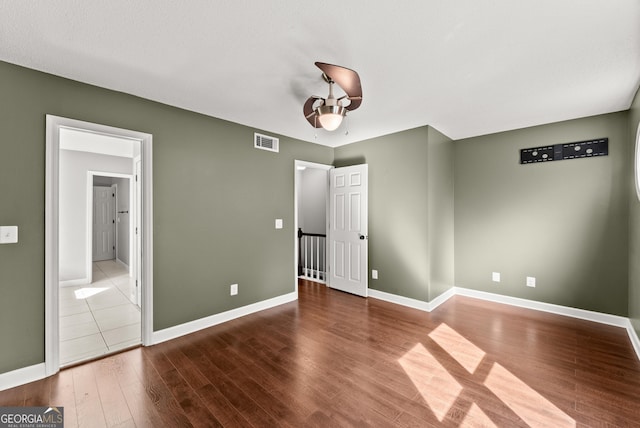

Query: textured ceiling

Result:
[1,1,639,147]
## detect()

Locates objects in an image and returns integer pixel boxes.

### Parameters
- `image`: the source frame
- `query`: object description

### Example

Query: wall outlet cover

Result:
[0,226,18,244]
[230,283,238,296]
[492,272,501,282]
[526,276,536,287]
[372,269,378,279]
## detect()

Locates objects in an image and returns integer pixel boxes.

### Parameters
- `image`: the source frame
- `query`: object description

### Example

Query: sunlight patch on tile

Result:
[484,362,575,427]
[428,323,486,374]
[74,287,109,299]
[398,343,462,421]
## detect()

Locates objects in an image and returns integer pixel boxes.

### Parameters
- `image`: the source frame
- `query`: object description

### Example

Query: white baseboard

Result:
[368,289,431,311]
[368,287,455,312]
[627,321,640,359]
[453,287,630,328]
[152,291,297,345]
[59,278,90,287]
[116,258,129,272]
[0,363,46,392]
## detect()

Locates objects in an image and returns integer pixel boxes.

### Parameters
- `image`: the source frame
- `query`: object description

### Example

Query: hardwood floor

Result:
[2,279,640,427]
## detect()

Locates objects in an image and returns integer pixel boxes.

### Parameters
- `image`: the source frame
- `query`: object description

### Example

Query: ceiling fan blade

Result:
[303,96,323,128]
[315,62,363,111]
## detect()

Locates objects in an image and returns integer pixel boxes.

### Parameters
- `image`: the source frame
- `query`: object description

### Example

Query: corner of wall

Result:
[628,84,640,340]
[426,126,455,301]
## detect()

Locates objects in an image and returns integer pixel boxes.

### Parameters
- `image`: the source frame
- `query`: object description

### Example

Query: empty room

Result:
[0,1,639,427]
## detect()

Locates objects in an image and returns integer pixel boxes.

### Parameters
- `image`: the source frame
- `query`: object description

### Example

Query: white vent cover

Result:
[254,133,279,153]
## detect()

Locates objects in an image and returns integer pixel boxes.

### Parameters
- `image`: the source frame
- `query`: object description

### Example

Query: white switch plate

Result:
[230,283,238,296]
[526,276,536,287]
[372,269,378,279]
[0,226,18,244]
[492,272,501,282]
[275,219,283,229]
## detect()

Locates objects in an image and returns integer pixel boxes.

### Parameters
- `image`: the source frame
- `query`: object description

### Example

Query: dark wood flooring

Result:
[1,279,640,427]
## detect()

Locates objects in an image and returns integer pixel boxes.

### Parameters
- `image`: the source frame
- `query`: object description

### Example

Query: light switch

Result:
[275,219,283,229]
[0,226,18,244]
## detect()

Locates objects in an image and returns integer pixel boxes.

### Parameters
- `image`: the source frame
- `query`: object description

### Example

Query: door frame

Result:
[293,160,332,293]
[45,115,154,376]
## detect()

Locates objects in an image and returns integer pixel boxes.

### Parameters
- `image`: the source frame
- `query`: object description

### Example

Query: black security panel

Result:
[520,138,608,165]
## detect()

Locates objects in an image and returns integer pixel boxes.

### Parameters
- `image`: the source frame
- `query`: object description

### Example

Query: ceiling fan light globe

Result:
[316,105,345,131]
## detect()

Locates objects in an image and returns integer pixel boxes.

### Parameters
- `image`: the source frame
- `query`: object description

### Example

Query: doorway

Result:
[294,161,331,291]
[294,160,369,297]
[45,115,153,376]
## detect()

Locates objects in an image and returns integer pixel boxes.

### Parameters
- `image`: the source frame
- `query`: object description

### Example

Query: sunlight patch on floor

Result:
[74,287,109,299]
[399,322,576,427]
[398,342,462,421]
[461,403,497,428]
[484,362,575,428]
[428,323,486,374]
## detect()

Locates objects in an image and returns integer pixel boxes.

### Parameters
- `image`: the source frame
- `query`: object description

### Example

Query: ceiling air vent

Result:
[254,133,279,153]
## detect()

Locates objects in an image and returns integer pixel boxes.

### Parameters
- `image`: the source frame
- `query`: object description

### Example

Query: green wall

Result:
[628,87,640,336]
[333,126,454,302]
[0,57,636,378]
[454,112,630,316]
[0,61,332,374]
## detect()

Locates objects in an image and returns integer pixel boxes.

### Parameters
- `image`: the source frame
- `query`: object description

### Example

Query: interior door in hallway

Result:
[93,186,115,261]
[328,164,368,297]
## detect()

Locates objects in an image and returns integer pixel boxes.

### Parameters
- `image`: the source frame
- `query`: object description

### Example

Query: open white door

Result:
[328,164,368,297]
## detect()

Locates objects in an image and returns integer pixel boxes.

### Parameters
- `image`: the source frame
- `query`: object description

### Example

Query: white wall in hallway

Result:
[59,150,132,282]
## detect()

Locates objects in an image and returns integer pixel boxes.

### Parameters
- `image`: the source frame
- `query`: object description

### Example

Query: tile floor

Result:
[59,260,141,366]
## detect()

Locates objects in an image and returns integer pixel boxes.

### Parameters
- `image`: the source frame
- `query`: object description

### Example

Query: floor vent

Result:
[254,133,279,153]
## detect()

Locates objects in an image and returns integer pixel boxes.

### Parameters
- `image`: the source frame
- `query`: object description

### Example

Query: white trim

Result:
[116,258,129,271]
[634,122,640,201]
[625,321,640,359]
[59,278,91,287]
[46,115,154,378]
[45,116,60,377]
[0,364,46,392]
[152,292,297,345]
[368,289,431,311]
[368,287,456,312]
[453,287,630,327]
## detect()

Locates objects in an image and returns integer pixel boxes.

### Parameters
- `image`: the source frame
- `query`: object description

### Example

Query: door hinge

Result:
[135,175,138,182]
[112,219,115,224]
[112,193,115,197]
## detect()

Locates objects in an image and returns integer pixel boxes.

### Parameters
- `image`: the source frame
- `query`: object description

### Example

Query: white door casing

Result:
[45,114,154,378]
[135,158,142,307]
[328,164,368,297]
[93,186,116,261]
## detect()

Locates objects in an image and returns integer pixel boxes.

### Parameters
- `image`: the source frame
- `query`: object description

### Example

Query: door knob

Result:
[359,234,368,240]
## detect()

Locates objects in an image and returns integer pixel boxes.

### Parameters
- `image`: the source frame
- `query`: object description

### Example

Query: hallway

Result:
[59,260,141,366]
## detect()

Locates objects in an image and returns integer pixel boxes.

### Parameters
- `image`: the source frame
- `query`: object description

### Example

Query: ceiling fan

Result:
[303,62,363,131]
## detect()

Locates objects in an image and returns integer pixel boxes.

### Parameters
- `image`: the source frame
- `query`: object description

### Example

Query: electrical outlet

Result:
[372,270,378,279]
[230,283,238,296]
[526,276,536,287]
[492,272,501,282]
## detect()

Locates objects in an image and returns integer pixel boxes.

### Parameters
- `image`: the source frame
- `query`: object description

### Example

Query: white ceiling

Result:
[1,1,639,147]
